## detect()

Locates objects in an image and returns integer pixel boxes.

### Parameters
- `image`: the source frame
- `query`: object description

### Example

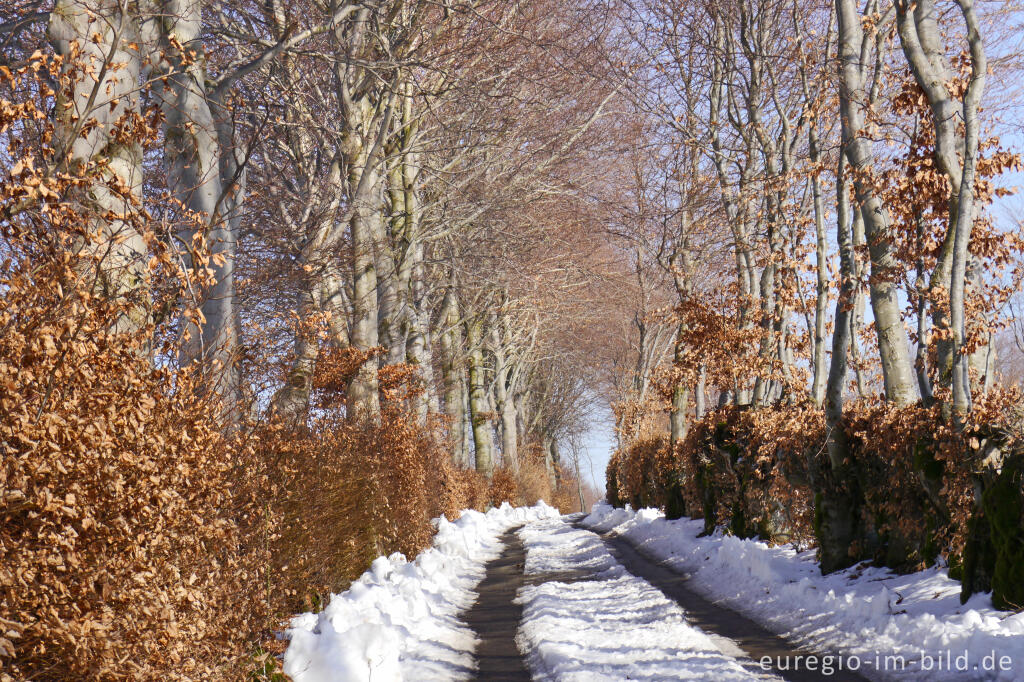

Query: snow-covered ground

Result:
[515,517,776,680]
[582,504,1024,681]
[283,502,560,682]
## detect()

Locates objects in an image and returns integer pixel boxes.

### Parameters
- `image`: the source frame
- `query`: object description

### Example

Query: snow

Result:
[281,499,1024,682]
[283,502,560,682]
[582,504,1024,681]
[515,517,777,680]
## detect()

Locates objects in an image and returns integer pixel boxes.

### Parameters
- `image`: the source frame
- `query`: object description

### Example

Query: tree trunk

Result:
[836,0,917,407]
[543,435,560,493]
[406,262,434,424]
[668,244,693,443]
[491,325,519,470]
[950,0,986,417]
[462,381,473,467]
[465,316,494,476]
[271,262,351,421]
[49,0,150,337]
[914,214,935,403]
[825,154,855,472]
[270,285,320,423]
[377,246,404,366]
[894,0,955,395]
[500,394,519,471]
[810,126,829,407]
[344,98,385,422]
[550,439,561,490]
[669,319,689,444]
[332,8,399,422]
[967,261,995,396]
[670,384,690,445]
[895,0,994,403]
[155,0,241,417]
[380,86,420,367]
[440,290,467,465]
[347,198,382,420]
[850,207,868,398]
[819,147,863,575]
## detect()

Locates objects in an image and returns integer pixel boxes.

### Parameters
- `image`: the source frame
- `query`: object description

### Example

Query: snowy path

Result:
[514,516,774,680]
[512,515,862,681]
[581,505,1024,681]
[574,519,867,681]
[462,526,531,681]
[283,504,561,681]
[284,502,1024,681]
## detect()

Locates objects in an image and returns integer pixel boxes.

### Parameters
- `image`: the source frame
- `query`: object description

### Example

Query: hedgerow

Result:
[606,394,1024,609]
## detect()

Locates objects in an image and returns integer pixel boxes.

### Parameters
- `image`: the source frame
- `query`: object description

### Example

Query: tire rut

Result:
[463,525,532,681]
[578,520,869,682]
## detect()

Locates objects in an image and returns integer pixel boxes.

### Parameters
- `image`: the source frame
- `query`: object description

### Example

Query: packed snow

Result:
[283,502,560,682]
[515,517,777,680]
[582,504,1024,681]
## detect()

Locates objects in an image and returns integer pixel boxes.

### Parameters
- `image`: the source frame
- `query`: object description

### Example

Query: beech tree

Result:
[47,0,151,336]
[8,0,1024,602]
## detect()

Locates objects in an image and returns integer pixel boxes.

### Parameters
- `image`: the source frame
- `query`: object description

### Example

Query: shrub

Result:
[605,393,1024,610]
[257,350,502,619]
[608,408,817,545]
[489,468,521,506]
[0,53,494,678]
[0,239,271,679]
[259,406,480,618]
[514,443,556,506]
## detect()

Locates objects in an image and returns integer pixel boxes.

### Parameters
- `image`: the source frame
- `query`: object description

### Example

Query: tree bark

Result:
[465,315,494,476]
[894,0,993,400]
[809,125,829,407]
[950,0,986,417]
[333,7,400,422]
[380,83,420,367]
[440,289,468,465]
[152,0,242,418]
[820,146,861,574]
[670,383,690,445]
[849,206,868,399]
[342,91,392,421]
[825,154,855,471]
[405,252,435,423]
[271,286,320,423]
[49,0,150,338]
[695,365,707,419]
[836,0,917,407]
[491,323,520,470]
[271,262,351,422]
[346,141,383,421]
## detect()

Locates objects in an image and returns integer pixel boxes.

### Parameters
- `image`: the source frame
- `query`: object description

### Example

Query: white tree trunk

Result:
[155,0,240,415]
[465,316,494,475]
[49,0,150,337]
[440,290,468,465]
[950,0,986,415]
[836,0,917,406]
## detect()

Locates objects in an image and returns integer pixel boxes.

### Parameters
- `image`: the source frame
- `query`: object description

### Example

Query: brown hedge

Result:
[607,395,1024,598]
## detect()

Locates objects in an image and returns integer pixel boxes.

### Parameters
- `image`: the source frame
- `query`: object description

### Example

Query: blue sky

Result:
[579,404,616,493]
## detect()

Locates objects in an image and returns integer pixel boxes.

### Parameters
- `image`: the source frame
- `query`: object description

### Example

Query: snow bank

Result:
[515,517,769,681]
[583,504,1024,681]
[283,502,560,682]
